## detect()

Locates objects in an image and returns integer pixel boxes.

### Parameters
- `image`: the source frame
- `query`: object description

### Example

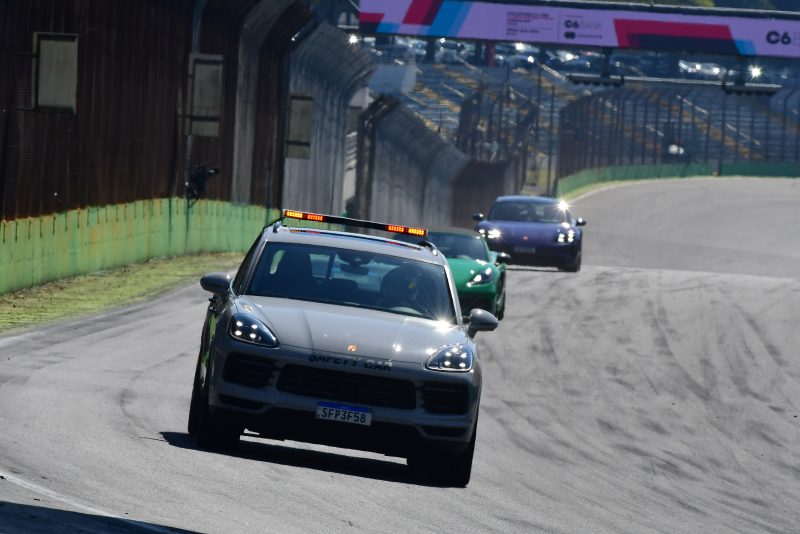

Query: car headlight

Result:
[229,313,278,347]
[486,228,502,239]
[556,229,576,244]
[478,228,501,239]
[425,344,474,372]
[468,267,494,286]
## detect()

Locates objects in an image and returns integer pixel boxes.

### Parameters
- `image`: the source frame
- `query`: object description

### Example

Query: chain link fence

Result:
[558,83,800,183]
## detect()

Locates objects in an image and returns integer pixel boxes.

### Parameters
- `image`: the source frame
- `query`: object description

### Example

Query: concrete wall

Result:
[365,103,471,228]
[450,158,522,229]
[369,64,417,95]
[283,23,374,215]
[229,0,297,204]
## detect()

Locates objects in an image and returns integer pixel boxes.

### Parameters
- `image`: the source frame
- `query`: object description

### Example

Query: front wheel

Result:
[407,424,477,487]
[187,355,203,436]
[494,279,506,321]
[191,361,241,451]
[562,250,582,273]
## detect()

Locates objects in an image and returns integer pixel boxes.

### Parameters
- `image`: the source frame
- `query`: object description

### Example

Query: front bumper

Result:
[487,240,579,267]
[207,339,480,456]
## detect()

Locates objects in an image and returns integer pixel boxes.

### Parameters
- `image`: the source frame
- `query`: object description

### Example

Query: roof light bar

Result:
[280,209,428,237]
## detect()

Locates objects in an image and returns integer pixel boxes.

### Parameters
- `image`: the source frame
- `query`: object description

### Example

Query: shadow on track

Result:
[161,432,453,487]
[0,500,198,534]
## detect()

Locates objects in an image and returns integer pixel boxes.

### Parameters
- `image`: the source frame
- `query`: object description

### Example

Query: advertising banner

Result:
[360,0,800,59]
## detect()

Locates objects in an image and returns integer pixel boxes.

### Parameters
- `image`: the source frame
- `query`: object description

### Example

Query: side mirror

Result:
[575,218,587,227]
[467,308,499,338]
[200,272,231,295]
[472,212,485,222]
[495,252,511,264]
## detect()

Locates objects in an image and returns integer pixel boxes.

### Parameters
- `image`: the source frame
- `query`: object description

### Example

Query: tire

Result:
[495,279,506,321]
[192,360,240,451]
[187,354,203,436]
[563,250,582,273]
[440,426,476,487]
[407,423,477,487]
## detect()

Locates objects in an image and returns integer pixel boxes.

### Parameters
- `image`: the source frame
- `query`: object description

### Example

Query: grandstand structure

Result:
[358,0,800,193]
[365,46,800,193]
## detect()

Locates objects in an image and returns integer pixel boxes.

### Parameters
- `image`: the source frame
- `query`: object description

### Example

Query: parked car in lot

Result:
[394,228,509,320]
[189,210,498,486]
[474,196,586,272]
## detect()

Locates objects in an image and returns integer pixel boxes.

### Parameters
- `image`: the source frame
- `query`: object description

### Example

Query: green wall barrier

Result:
[717,162,800,177]
[556,164,713,197]
[1,198,278,295]
[556,162,800,198]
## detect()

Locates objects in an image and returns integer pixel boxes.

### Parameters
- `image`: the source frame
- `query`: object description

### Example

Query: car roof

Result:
[494,195,557,204]
[264,224,448,266]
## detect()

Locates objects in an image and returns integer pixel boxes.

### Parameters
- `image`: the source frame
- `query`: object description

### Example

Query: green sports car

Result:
[397,228,509,319]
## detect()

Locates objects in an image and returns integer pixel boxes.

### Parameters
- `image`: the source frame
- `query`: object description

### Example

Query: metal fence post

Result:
[763,97,771,162]
[612,92,623,167]
[676,94,684,158]
[581,98,590,172]
[749,97,756,160]
[704,102,712,166]
[719,92,728,172]
[795,100,800,162]
[653,92,662,164]
[781,89,795,162]
[589,96,599,169]
[629,92,638,166]
[546,84,555,196]
[641,91,650,164]
[734,95,741,162]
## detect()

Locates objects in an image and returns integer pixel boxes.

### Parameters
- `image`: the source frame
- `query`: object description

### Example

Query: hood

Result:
[447,258,491,286]
[477,220,561,244]
[237,296,465,364]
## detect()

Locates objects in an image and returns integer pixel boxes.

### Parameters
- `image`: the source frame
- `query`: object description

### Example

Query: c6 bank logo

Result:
[766,30,794,45]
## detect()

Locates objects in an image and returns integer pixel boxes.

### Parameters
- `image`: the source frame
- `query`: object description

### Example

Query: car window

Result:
[246,242,457,323]
[489,201,567,223]
[232,234,263,294]
[428,232,489,261]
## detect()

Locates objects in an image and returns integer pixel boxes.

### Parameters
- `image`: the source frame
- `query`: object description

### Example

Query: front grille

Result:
[276,365,416,409]
[223,353,276,388]
[421,381,469,414]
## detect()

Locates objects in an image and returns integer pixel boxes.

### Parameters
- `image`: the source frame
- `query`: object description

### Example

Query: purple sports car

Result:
[473,195,587,272]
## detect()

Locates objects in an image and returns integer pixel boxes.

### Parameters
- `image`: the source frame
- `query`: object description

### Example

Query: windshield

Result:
[427,232,489,261]
[488,201,569,223]
[246,242,457,323]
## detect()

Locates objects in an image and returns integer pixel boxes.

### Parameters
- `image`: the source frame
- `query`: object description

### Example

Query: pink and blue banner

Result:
[360,0,800,59]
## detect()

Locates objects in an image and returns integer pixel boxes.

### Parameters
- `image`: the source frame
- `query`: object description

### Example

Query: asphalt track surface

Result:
[1,177,799,533]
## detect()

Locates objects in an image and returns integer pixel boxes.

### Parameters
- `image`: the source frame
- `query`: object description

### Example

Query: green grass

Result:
[0,252,243,334]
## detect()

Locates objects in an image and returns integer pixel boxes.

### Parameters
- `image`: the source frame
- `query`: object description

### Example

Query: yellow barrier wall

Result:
[1,198,277,295]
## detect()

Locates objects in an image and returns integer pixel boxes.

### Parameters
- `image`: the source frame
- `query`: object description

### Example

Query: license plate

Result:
[315,402,372,426]
[514,246,536,253]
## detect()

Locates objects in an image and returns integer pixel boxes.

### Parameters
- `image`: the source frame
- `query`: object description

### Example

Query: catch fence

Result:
[558,83,800,183]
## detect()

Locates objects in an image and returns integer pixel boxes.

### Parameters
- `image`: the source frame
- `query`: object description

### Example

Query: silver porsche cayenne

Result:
[188,210,498,486]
